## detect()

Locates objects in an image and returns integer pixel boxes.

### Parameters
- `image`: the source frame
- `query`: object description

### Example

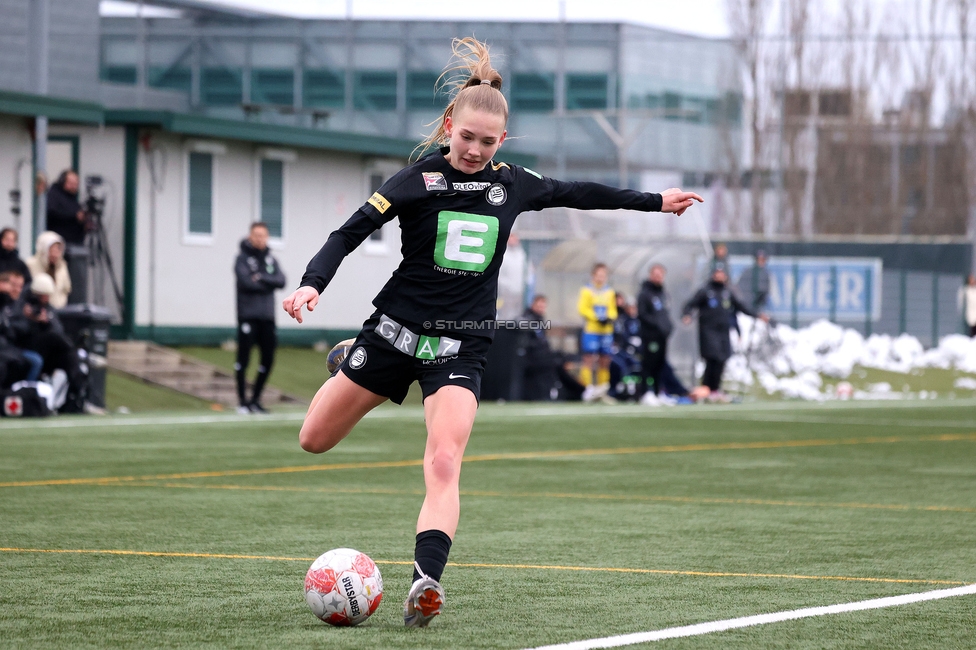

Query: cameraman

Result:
[46,170,87,246]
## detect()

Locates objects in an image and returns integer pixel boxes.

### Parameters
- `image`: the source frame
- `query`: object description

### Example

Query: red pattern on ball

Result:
[353,553,376,577]
[305,567,337,594]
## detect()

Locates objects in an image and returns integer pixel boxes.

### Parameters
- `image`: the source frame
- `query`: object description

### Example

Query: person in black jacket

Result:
[519,295,556,400]
[46,170,87,246]
[234,222,286,414]
[8,273,89,410]
[682,264,767,395]
[637,263,673,399]
[0,229,32,283]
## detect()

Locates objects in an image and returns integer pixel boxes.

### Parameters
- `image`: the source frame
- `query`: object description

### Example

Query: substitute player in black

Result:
[282,37,703,628]
[637,263,673,400]
[682,264,766,394]
[234,222,286,414]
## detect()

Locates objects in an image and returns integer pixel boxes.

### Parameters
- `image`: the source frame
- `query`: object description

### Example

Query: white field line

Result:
[527,583,976,650]
[0,412,305,430]
[1,398,974,432]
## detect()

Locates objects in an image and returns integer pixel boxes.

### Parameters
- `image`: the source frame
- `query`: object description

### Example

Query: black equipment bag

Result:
[1,386,52,417]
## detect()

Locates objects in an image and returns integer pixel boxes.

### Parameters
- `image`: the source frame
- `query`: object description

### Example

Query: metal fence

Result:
[522,235,973,386]
[725,239,973,348]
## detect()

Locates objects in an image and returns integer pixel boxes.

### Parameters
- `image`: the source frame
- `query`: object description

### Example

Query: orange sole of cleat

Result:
[416,590,443,617]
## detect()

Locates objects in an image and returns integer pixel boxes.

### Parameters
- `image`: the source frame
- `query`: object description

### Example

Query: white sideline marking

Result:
[2,397,973,432]
[526,583,976,649]
[0,413,304,431]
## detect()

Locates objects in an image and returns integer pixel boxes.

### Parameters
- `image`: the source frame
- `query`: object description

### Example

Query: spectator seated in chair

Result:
[8,273,89,412]
[0,271,43,388]
[26,231,71,309]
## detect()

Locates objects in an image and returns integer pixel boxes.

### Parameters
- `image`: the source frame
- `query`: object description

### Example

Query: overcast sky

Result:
[102,0,733,38]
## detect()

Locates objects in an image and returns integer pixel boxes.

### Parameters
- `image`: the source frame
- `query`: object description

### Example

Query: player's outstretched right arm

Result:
[660,188,704,217]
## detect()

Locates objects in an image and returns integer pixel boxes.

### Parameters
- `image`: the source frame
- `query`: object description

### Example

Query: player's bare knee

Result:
[299,424,338,453]
[426,449,461,484]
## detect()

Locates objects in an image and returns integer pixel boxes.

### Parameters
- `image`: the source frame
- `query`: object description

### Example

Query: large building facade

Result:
[0,0,742,343]
[97,8,742,187]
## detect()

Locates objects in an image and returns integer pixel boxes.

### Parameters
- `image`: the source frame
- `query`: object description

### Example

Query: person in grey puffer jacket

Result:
[235,222,286,413]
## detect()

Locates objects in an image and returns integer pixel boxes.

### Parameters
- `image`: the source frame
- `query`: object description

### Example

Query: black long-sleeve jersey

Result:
[300,148,663,328]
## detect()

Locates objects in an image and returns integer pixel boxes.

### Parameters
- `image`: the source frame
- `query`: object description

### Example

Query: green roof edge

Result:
[0,90,535,166]
[0,89,104,123]
[103,109,536,166]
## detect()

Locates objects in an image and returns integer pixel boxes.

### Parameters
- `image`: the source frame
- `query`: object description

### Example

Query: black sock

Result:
[251,367,270,404]
[234,363,247,406]
[413,529,452,582]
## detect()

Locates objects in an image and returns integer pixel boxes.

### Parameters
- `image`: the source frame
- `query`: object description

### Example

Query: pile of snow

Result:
[723,316,976,401]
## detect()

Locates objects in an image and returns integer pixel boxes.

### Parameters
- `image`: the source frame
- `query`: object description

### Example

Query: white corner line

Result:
[526,583,976,650]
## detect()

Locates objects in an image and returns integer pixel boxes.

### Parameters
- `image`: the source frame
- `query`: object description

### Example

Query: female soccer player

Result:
[282,37,703,628]
[577,262,617,402]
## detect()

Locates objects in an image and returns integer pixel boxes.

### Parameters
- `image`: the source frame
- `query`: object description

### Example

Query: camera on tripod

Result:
[83,175,106,229]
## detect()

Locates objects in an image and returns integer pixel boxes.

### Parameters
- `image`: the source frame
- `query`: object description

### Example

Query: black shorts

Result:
[338,311,490,405]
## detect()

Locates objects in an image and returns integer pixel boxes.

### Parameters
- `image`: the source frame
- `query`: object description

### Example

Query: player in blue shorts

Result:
[577,263,617,402]
[281,37,703,628]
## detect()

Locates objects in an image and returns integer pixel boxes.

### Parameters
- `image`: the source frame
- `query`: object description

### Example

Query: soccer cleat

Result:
[326,338,357,375]
[248,402,270,414]
[639,392,660,406]
[403,562,445,628]
[236,405,252,415]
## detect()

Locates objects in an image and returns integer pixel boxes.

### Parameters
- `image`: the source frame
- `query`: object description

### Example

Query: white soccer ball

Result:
[304,548,383,626]
[835,381,854,400]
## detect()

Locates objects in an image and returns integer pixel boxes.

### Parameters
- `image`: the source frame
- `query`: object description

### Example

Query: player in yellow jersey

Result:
[577,263,617,402]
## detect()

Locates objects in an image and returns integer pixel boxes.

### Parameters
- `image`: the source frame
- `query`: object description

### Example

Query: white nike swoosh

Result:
[448,373,469,380]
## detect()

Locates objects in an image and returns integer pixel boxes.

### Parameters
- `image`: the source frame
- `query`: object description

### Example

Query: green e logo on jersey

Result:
[434,211,500,273]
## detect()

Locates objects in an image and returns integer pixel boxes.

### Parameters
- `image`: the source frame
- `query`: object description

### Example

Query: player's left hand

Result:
[660,188,704,216]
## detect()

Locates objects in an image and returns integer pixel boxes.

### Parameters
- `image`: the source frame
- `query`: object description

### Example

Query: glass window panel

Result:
[148,39,190,65]
[566,74,608,110]
[101,66,137,85]
[188,152,213,235]
[354,71,397,111]
[406,71,449,110]
[251,68,294,105]
[149,66,191,93]
[260,159,283,238]
[102,38,137,65]
[723,91,742,125]
[303,69,345,107]
[201,68,242,106]
[663,92,681,119]
[353,43,401,70]
[511,73,555,112]
[251,42,297,67]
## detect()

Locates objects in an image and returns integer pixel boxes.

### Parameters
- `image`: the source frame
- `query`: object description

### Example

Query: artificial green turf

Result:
[178,346,424,404]
[177,346,332,400]
[1,400,975,648]
[105,370,214,413]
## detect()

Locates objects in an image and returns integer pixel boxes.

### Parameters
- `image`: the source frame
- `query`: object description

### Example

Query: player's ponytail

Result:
[414,37,509,159]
